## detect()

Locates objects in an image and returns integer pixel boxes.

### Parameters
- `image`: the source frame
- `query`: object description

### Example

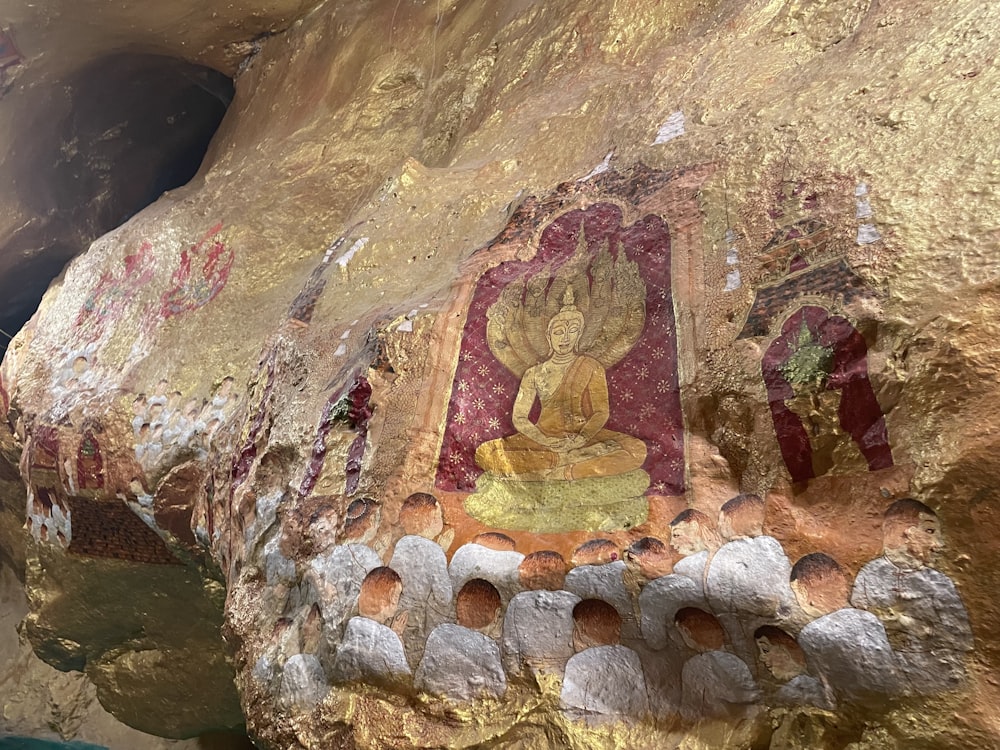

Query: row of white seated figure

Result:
[268,492,972,725]
[131,376,236,470]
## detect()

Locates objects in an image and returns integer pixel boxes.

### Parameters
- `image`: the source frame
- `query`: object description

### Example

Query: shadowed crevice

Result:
[1,53,234,352]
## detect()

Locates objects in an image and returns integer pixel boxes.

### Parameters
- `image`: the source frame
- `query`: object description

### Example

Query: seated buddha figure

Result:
[475,297,646,482]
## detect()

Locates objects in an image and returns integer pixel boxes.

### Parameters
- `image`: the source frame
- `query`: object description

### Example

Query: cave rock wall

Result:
[2,0,1000,748]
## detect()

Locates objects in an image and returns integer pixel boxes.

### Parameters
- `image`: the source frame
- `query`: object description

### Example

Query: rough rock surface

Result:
[0,564,206,749]
[1,0,999,748]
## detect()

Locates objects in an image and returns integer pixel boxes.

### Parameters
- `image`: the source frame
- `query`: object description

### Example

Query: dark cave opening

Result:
[1,53,234,354]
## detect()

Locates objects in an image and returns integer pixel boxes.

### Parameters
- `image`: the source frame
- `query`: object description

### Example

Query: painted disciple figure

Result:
[502,551,580,679]
[639,573,704,652]
[415,579,507,702]
[331,566,411,687]
[448,531,525,605]
[623,536,674,582]
[278,653,328,710]
[254,617,296,691]
[263,605,325,706]
[754,625,834,710]
[388,493,455,667]
[564,539,640,643]
[791,553,903,703]
[342,497,381,546]
[707,494,795,617]
[675,607,761,724]
[637,511,716,651]
[475,289,646,481]
[705,494,799,660]
[851,499,972,693]
[26,488,71,548]
[622,536,692,718]
[669,509,722,595]
[301,498,382,644]
[560,599,650,724]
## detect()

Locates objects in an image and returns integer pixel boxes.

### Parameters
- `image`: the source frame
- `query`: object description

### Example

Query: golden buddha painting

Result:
[436,202,684,533]
[475,282,647,482]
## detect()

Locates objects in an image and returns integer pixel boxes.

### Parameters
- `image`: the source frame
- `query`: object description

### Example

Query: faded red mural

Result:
[75,240,155,341]
[160,222,234,318]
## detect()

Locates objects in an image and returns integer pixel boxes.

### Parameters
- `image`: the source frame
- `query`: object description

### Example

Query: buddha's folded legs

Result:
[476,431,647,481]
[560,433,647,480]
[475,436,558,477]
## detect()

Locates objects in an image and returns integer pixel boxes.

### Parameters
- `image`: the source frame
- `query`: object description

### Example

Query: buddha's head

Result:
[789,552,850,618]
[718,494,766,541]
[674,607,725,653]
[669,509,721,557]
[546,289,585,357]
[624,536,672,580]
[456,578,502,634]
[518,550,567,591]
[572,598,621,652]
[754,625,806,682]
[358,566,403,625]
[882,498,943,570]
[399,492,444,539]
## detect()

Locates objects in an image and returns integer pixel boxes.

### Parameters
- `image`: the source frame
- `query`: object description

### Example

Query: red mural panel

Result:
[762,305,893,483]
[76,429,104,491]
[436,202,684,496]
[0,373,9,420]
[299,374,373,500]
[29,425,63,490]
